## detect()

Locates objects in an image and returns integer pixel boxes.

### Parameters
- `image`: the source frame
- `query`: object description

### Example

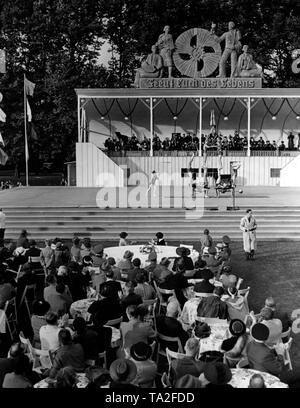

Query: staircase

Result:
[4,206,300,242]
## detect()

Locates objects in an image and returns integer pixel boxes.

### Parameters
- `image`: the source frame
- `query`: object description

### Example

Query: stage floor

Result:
[0,185,299,208]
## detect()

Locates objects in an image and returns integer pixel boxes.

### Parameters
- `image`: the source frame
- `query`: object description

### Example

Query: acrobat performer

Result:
[147,170,159,197]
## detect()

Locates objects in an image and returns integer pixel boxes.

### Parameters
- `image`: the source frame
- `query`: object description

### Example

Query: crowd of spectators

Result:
[104,130,300,152]
[0,230,298,389]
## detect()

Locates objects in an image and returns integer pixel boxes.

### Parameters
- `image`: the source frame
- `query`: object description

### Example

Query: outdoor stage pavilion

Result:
[69,87,300,189]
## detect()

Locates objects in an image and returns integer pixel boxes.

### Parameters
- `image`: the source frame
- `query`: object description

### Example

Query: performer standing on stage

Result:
[240,209,257,260]
[147,170,159,197]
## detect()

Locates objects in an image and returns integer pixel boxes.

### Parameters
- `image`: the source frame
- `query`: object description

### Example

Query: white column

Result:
[77,96,81,143]
[199,97,202,157]
[150,97,153,157]
[247,97,251,157]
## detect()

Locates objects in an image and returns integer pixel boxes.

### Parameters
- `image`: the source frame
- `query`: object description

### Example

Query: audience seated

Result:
[258,307,283,347]
[88,283,122,324]
[2,354,33,388]
[134,272,156,301]
[200,362,233,388]
[49,329,86,378]
[156,297,189,349]
[0,271,15,309]
[194,269,214,294]
[99,265,122,300]
[129,342,157,388]
[169,338,205,385]
[31,299,51,347]
[172,247,194,272]
[264,297,292,333]
[70,237,81,264]
[72,317,99,362]
[248,373,266,388]
[55,366,77,389]
[0,343,26,387]
[109,358,138,388]
[152,257,172,284]
[221,319,248,365]
[120,281,143,315]
[197,287,228,319]
[160,258,190,308]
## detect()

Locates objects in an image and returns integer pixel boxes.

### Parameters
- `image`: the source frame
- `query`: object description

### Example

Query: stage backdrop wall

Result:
[76,143,294,187]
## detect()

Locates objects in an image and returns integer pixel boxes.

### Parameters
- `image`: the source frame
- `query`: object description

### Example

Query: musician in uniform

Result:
[240,209,257,260]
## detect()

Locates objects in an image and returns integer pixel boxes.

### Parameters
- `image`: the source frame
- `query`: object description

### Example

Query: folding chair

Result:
[156,332,183,372]
[106,316,123,328]
[19,283,37,318]
[143,299,158,331]
[97,351,107,369]
[281,327,292,343]
[20,331,52,373]
[282,338,293,370]
[161,371,172,388]
[28,256,45,279]
[197,317,228,325]
[6,265,22,282]
[236,356,249,368]
[2,298,18,340]
[166,347,186,376]
[153,281,174,314]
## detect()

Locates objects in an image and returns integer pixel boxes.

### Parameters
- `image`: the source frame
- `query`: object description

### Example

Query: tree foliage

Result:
[0,0,299,173]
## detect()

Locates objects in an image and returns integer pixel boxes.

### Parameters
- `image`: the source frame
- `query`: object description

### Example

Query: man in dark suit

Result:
[194,269,214,294]
[0,343,25,387]
[154,232,166,246]
[247,323,300,386]
[160,259,191,308]
[99,263,122,300]
[156,297,189,349]
[197,287,228,319]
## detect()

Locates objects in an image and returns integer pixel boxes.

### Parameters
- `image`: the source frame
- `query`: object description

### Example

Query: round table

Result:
[70,298,95,320]
[229,368,288,388]
[104,245,199,268]
[34,373,89,389]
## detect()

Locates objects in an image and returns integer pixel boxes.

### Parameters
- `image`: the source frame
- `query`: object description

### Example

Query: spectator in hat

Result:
[2,354,33,388]
[109,358,138,388]
[175,374,202,388]
[17,230,29,249]
[57,265,71,288]
[152,257,172,284]
[54,240,69,268]
[156,297,189,349]
[197,286,228,319]
[39,311,61,352]
[200,229,213,253]
[49,329,86,379]
[134,272,156,301]
[203,246,222,275]
[80,238,93,258]
[107,257,121,280]
[99,263,122,300]
[117,250,134,272]
[170,338,205,385]
[92,244,106,268]
[144,251,158,276]
[258,307,282,347]
[222,235,232,259]
[0,342,26,387]
[172,247,194,272]
[194,269,214,294]
[70,236,81,263]
[130,258,147,282]
[120,281,143,317]
[192,258,207,279]
[47,282,72,316]
[68,261,89,301]
[85,366,111,389]
[200,362,233,388]
[0,271,16,309]
[264,297,292,334]
[248,373,266,388]
[40,239,54,271]
[16,262,37,305]
[220,273,237,293]
[55,366,77,389]
[221,319,248,366]
[30,299,51,347]
[72,316,99,362]
[88,283,122,324]
[129,342,157,387]
[119,232,129,247]
[160,258,191,308]
[25,240,42,270]
[89,311,113,353]
[154,232,166,246]
[121,305,156,353]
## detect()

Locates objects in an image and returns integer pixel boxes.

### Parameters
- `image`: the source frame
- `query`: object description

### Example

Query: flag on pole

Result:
[210,109,216,127]
[0,108,6,122]
[24,77,35,96]
[27,100,32,122]
[0,146,8,165]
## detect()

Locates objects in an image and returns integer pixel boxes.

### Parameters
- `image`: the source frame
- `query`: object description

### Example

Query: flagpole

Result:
[24,74,29,186]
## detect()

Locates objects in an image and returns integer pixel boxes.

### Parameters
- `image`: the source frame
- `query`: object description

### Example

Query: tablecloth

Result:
[70,298,95,320]
[34,373,90,389]
[229,368,288,388]
[104,245,199,268]
[198,320,230,354]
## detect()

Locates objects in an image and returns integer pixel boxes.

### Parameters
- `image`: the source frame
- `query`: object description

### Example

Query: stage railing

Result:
[107,150,300,158]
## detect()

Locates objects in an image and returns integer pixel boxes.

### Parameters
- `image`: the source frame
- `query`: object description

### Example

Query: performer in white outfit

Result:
[147,170,159,197]
[240,209,257,260]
